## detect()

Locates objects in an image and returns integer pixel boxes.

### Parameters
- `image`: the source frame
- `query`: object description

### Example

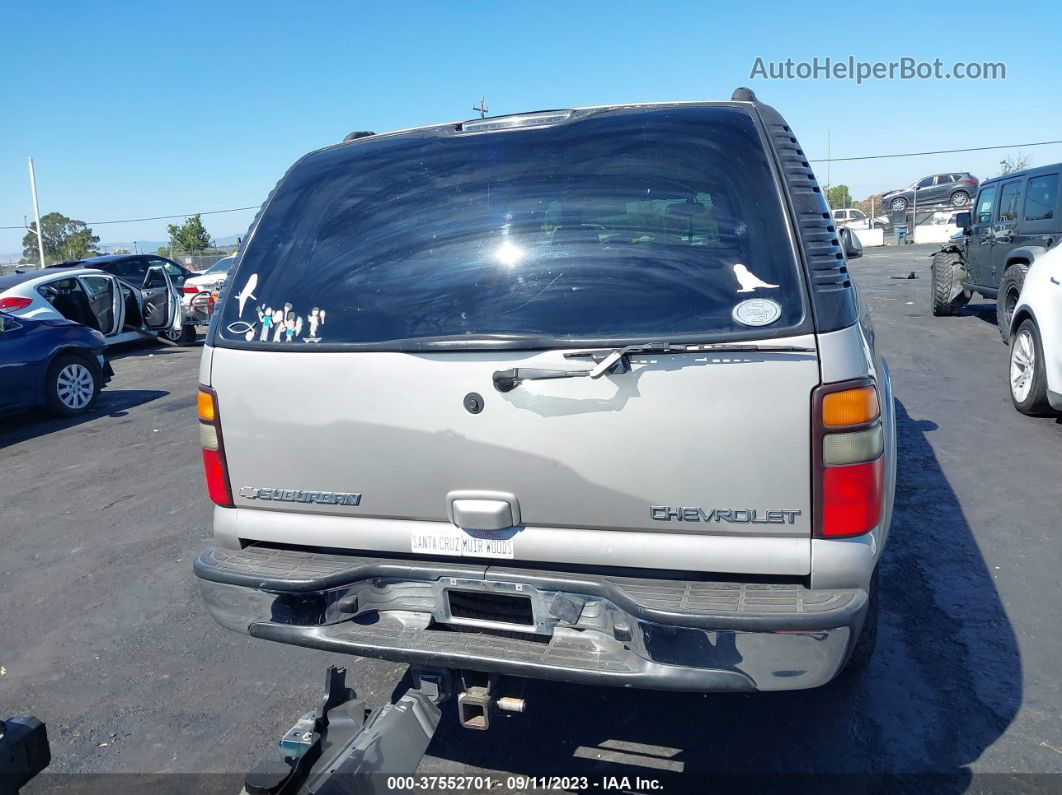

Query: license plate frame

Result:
[411,527,515,559]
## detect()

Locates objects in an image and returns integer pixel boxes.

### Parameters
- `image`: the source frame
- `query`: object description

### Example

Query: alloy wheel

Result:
[56,363,95,410]
[1010,329,1036,402]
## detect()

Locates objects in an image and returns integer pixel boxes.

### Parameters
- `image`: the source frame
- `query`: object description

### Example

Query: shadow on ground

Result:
[0,389,168,448]
[423,399,1021,789]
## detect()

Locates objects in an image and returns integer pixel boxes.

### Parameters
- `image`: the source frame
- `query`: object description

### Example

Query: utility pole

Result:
[825,130,831,199]
[27,157,45,269]
[473,97,488,118]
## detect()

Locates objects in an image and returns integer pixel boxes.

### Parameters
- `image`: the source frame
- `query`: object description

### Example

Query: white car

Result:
[0,266,181,347]
[831,208,887,230]
[1008,243,1062,415]
[182,256,235,324]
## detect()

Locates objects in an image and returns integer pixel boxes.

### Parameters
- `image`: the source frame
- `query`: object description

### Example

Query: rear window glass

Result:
[217,106,806,348]
[1024,174,1058,221]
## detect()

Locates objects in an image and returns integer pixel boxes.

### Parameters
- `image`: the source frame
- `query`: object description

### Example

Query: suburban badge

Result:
[239,487,361,506]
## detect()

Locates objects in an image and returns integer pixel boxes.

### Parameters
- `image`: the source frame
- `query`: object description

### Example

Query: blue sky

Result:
[2,0,1061,258]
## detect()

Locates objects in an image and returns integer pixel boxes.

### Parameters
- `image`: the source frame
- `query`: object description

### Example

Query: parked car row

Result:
[0,264,183,347]
[0,252,236,350]
[929,161,1062,417]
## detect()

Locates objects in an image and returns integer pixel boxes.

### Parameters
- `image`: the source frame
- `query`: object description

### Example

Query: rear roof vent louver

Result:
[750,101,858,333]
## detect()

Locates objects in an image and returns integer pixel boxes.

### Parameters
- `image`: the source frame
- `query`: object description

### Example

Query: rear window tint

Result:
[218,106,806,348]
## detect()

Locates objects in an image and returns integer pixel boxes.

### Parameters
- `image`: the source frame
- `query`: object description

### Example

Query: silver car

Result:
[194,88,896,696]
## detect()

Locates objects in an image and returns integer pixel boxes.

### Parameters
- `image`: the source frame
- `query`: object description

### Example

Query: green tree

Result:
[826,184,853,210]
[21,212,100,264]
[167,213,212,255]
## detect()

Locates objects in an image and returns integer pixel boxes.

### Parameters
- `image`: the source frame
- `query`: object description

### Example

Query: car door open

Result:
[78,274,122,337]
[141,265,179,331]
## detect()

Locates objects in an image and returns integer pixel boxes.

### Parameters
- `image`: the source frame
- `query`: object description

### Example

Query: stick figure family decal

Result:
[224,274,327,343]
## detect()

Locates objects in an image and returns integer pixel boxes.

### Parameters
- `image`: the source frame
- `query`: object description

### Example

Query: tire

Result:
[996,263,1029,343]
[950,190,970,207]
[890,197,908,212]
[45,353,100,417]
[1009,319,1052,415]
[844,567,879,673]
[161,324,196,346]
[930,251,969,316]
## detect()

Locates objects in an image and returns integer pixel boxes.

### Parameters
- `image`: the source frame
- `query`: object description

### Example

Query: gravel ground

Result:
[2,243,1060,790]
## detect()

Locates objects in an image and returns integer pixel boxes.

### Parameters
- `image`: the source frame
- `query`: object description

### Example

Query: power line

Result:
[5,137,1062,231]
[0,204,259,231]
[811,138,1062,163]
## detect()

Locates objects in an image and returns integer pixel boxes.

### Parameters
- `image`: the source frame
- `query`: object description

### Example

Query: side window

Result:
[1023,174,1058,221]
[143,268,168,290]
[850,209,866,220]
[997,181,1021,222]
[935,175,953,185]
[975,186,997,224]
[81,275,110,296]
[37,277,79,303]
[832,210,845,220]
[146,257,185,284]
[112,258,147,281]
[917,177,934,189]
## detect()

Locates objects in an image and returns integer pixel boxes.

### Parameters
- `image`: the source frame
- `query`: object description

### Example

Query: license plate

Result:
[411,527,515,559]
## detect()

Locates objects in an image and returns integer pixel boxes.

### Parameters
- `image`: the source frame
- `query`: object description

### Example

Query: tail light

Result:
[813,380,884,538]
[198,386,233,507]
[0,296,33,311]
[963,178,977,185]
[183,286,200,295]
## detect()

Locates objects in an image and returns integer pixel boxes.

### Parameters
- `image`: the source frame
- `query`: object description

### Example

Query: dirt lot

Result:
[2,244,1060,789]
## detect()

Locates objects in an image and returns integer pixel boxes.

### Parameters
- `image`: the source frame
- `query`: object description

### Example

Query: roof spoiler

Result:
[342,131,375,142]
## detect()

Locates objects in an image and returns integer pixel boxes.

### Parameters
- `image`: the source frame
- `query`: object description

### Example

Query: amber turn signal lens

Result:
[197,388,216,423]
[822,386,879,427]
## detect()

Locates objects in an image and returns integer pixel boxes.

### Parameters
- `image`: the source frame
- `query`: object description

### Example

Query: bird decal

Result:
[732,264,779,293]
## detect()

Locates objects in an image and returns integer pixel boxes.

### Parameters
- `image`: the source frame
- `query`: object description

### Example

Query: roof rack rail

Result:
[342,130,375,142]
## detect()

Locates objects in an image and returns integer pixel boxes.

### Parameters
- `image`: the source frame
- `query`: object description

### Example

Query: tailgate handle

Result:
[446,491,521,531]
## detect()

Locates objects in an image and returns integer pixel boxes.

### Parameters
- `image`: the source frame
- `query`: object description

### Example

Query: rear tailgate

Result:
[211,337,818,537]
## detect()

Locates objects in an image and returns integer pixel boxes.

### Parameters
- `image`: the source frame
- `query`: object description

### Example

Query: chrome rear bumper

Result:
[194,545,867,693]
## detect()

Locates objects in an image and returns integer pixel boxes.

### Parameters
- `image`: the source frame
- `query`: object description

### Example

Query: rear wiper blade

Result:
[564,341,816,376]
[494,341,815,393]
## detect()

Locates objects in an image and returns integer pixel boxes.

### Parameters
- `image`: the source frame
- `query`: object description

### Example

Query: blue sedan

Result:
[0,311,112,418]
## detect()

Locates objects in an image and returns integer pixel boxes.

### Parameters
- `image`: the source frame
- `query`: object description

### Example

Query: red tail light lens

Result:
[202,449,233,507]
[0,296,33,311]
[822,458,884,537]
[198,386,232,507]
[183,286,200,295]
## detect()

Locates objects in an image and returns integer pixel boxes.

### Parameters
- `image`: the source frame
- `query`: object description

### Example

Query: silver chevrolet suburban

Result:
[193,88,895,697]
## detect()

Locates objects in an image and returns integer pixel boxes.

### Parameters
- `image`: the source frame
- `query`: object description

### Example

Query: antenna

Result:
[473,97,488,118]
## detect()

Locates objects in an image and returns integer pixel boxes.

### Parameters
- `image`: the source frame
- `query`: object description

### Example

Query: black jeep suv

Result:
[931,163,1061,341]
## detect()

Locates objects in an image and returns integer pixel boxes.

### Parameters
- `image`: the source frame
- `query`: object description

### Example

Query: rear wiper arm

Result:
[492,367,594,393]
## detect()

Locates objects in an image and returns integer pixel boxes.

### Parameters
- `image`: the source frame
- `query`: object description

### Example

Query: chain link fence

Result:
[168,251,236,272]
